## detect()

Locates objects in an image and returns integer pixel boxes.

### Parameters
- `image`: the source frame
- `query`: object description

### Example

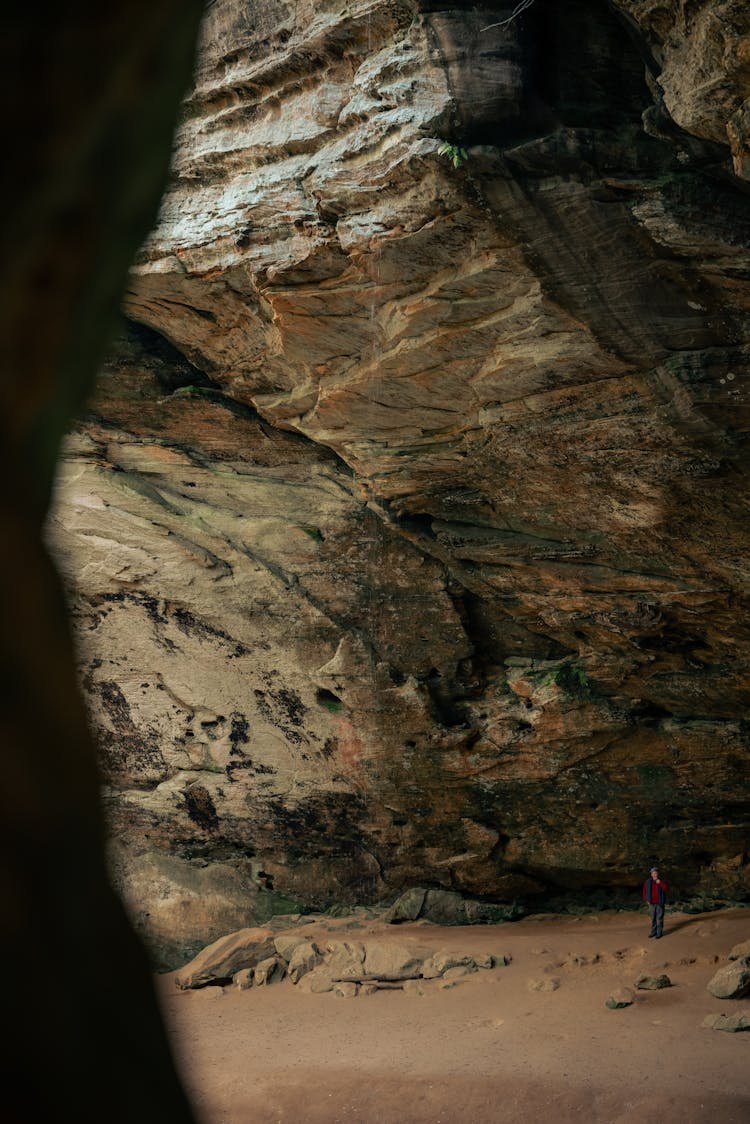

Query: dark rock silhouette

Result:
[0,5,203,1121]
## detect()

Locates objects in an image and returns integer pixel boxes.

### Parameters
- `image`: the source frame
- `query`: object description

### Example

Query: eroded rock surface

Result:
[48,0,750,965]
[706,955,750,999]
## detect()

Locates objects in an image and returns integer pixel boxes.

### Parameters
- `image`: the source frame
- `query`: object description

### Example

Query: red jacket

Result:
[643,877,667,905]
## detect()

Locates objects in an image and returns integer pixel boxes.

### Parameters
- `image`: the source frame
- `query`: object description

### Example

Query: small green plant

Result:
[543,663,591,698]
[301,525,324,542]
[438,141,468,169]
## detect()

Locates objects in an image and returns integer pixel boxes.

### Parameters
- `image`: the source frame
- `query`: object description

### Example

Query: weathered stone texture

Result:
[614,1,750,178]
[48,0,750,965]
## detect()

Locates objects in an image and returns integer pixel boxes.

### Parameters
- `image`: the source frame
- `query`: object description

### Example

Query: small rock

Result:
[273,934,309,962]
[360,982,379,996]
[233,968,254,990]
[728,940,750,961]
[635,973,671,990]
[568,953,600,967]
[297,965,334,994]
[424,951,476,977]
[702,1012,750,1032]
[332,982,358,999]
[706,957,750,999]
[442,964,477,983]
[403,979,427,996]
[254,956,286,986]
[527,977,560,992]
[287,941,321,983]
[606,987,635,1009]
[195,986,224,1000]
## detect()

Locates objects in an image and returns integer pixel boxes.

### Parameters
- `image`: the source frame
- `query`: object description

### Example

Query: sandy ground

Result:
[157,908,750,1124]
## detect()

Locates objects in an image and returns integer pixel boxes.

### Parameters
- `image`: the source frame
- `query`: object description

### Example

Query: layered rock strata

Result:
[48,0,750,966]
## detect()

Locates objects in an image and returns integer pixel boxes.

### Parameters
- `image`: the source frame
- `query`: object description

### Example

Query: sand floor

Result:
[157,907,750,1124]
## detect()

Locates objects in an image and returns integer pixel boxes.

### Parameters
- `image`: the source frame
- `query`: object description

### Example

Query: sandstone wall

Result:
[48,0,750,966]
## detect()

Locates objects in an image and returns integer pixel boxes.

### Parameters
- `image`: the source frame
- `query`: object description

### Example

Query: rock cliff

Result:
[48,0,750,967]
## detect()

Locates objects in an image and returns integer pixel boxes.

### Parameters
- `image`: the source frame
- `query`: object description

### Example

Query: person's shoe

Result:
[655,934,662,939]
[648,933,656,938]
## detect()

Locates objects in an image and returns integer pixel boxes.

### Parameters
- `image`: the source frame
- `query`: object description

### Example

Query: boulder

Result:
[326,940,366,981]
[420,890,468,925]
[384,888,427,924]
[706,957,750,999]
[253,956,286,986]
[174,927,275,989]
[273,934,310,963]
[635,973,672,990]
[363,941,429,981]
[528,977,560,992]
[441,965,476,984]
[287,941,321,984]
[233,968,254,990]
[728,939,750,961]
[606,987,635,1009]
[422,951,476,978]
[194,986,224,1000]
[702,1012,750,1033]
[332,982,358,999]
[464,900,525,924]
[296,965,335,994]
[384,888,524,926]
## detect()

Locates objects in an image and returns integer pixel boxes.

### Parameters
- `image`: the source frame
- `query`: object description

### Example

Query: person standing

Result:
[643,865,668,938]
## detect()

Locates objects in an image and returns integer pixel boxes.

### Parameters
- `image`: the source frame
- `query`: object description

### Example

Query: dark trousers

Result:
[648,902,664,936]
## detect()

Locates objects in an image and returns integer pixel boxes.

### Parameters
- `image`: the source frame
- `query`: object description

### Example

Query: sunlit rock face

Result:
[49,0,750,965]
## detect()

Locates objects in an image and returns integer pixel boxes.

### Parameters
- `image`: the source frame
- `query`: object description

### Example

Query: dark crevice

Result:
[630,699,672,725]
[109,318,358,480]
[390,509,438,540]
[119,317,216,394]
[451,588,573,674]
[530,0,654,133]
[315,688,343,714]
[423,679,470,729]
